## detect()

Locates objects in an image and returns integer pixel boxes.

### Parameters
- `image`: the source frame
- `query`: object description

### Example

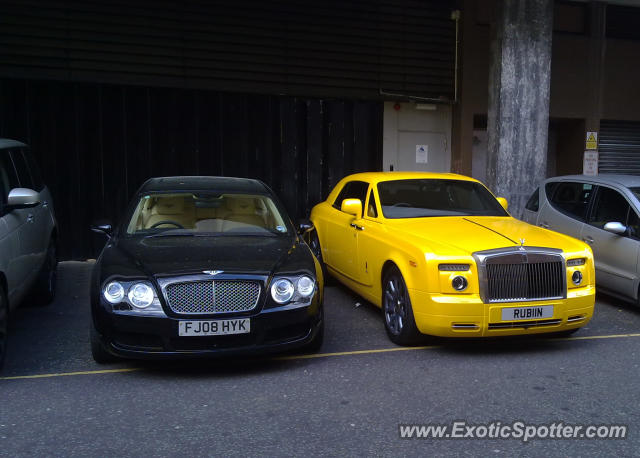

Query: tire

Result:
[90,321,119,364]
[382,265,422,346]
[308,231,330,285]
[33,240,57,306]
[0,284,8,370]
[302,309,325,354]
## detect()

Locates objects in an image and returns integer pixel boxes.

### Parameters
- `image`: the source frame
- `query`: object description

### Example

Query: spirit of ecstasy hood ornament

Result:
[519,238,526,250]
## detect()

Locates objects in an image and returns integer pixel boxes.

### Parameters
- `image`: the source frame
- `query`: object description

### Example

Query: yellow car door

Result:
[324,180,369,282]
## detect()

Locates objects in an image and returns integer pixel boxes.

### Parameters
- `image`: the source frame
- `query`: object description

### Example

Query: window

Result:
[628,211,640,240]
[333,181,369,215]
[366,190,378,218]
[10,148,34,190]
[0,150,19,206]
[377,179,507,219]
[588,187,630,230]
[525,188,539,212]
[549,182,593,221]
[126,192,289,236]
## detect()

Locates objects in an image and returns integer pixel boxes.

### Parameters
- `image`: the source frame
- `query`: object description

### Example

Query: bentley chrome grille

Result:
[474,247,566,303]
[165,280,261,314]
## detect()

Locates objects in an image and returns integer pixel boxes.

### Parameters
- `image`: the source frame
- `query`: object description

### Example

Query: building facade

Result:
[0,0,639,258]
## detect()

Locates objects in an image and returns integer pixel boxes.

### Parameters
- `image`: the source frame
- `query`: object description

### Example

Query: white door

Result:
[383,102,451,173]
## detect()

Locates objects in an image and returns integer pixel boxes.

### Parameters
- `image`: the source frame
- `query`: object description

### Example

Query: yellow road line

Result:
[0,367,141,380]
[2,332,640,381]
[565,332,640,341]
[274,345,437,361]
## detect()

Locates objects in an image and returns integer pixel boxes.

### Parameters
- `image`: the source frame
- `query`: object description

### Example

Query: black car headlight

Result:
[104,281,125,304]
[270,275,316,306]
[102,280,165,316]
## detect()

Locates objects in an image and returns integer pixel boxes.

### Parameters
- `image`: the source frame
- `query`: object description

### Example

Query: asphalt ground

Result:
[1,262,639,456]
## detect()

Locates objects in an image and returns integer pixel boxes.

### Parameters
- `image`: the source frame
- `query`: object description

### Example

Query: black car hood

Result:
[100,234,309,279]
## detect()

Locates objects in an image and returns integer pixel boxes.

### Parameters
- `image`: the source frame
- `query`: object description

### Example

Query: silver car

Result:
[523,174,640,306]
[0,139,58,368]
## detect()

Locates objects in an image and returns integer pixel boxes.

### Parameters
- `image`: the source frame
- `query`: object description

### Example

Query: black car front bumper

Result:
[92,298,323,360]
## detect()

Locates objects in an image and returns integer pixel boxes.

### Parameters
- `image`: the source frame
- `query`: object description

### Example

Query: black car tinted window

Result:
[549,182,593,221]
[0,150,19,205]
[333,181,369,214]
[10,148,34,190]
[22,148,44,191]
[588,187,630,230]
[525,187,539,212]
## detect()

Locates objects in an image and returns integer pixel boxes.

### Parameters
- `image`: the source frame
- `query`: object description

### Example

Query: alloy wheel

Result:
[384,275,407,336]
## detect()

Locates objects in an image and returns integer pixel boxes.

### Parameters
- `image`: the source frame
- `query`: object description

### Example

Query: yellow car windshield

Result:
[377,179,508,219]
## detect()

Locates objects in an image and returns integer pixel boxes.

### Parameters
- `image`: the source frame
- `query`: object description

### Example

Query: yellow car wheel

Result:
[382,266,421,346]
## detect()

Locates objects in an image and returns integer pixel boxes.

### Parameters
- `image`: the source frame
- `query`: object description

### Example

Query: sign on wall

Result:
[416,145,429,164]
[585,131,598,150]
[583,150,598,176]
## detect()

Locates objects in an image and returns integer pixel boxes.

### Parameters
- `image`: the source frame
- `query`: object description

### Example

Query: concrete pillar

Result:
[586,1,606,166]
[486,0,554,218]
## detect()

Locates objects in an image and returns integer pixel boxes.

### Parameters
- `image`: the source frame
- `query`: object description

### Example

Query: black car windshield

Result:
[377,179,508,218]
[125,192,290,236]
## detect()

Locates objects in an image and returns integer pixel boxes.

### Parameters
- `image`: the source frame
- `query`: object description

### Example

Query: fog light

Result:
[451,276,468,291]
[572,270,583,286]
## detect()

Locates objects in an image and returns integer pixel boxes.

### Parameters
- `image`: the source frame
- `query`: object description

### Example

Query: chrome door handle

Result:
[583,236,594,244]
[350,223,364,231]
[27,214,34,223]
[539,222,549,229]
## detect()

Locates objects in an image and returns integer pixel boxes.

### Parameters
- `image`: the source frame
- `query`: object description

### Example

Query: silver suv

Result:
[0,139,57,368]
[523,174,640,306]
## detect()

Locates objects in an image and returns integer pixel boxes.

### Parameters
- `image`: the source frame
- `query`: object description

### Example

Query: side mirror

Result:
[91,220,113,237]
[341,198,363,217]
[297,219,314,235]
[6,188,40,210]
[496,197,508,211]
[603,221,626,235]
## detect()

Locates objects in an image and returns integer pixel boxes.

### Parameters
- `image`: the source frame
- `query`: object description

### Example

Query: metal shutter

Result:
[599,120,640,175]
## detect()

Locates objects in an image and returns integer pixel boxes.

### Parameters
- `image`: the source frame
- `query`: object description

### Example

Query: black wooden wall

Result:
[0,78,383,260]
[0,0,455,100]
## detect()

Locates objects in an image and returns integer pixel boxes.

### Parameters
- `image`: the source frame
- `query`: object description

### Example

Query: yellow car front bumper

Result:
[409,286,595,337]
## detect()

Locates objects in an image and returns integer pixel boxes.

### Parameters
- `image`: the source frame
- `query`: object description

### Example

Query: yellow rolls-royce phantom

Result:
[307,172,595,345]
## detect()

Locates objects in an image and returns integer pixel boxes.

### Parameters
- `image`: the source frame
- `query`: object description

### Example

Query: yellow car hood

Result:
[383,216,585,255]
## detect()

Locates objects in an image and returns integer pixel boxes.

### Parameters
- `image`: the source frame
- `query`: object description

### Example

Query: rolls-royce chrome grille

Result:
[486,261,564,302]
[165,280,261,314]
[474,247,566,303]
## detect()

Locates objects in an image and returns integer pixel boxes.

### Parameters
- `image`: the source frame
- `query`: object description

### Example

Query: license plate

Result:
[178,318,250,336]
[501,305,554,321]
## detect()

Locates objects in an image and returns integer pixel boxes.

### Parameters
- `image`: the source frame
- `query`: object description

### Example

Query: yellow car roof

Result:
[338,171,479,184]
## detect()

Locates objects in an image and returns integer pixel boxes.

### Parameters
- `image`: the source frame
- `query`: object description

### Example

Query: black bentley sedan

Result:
[90,176,324,362]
